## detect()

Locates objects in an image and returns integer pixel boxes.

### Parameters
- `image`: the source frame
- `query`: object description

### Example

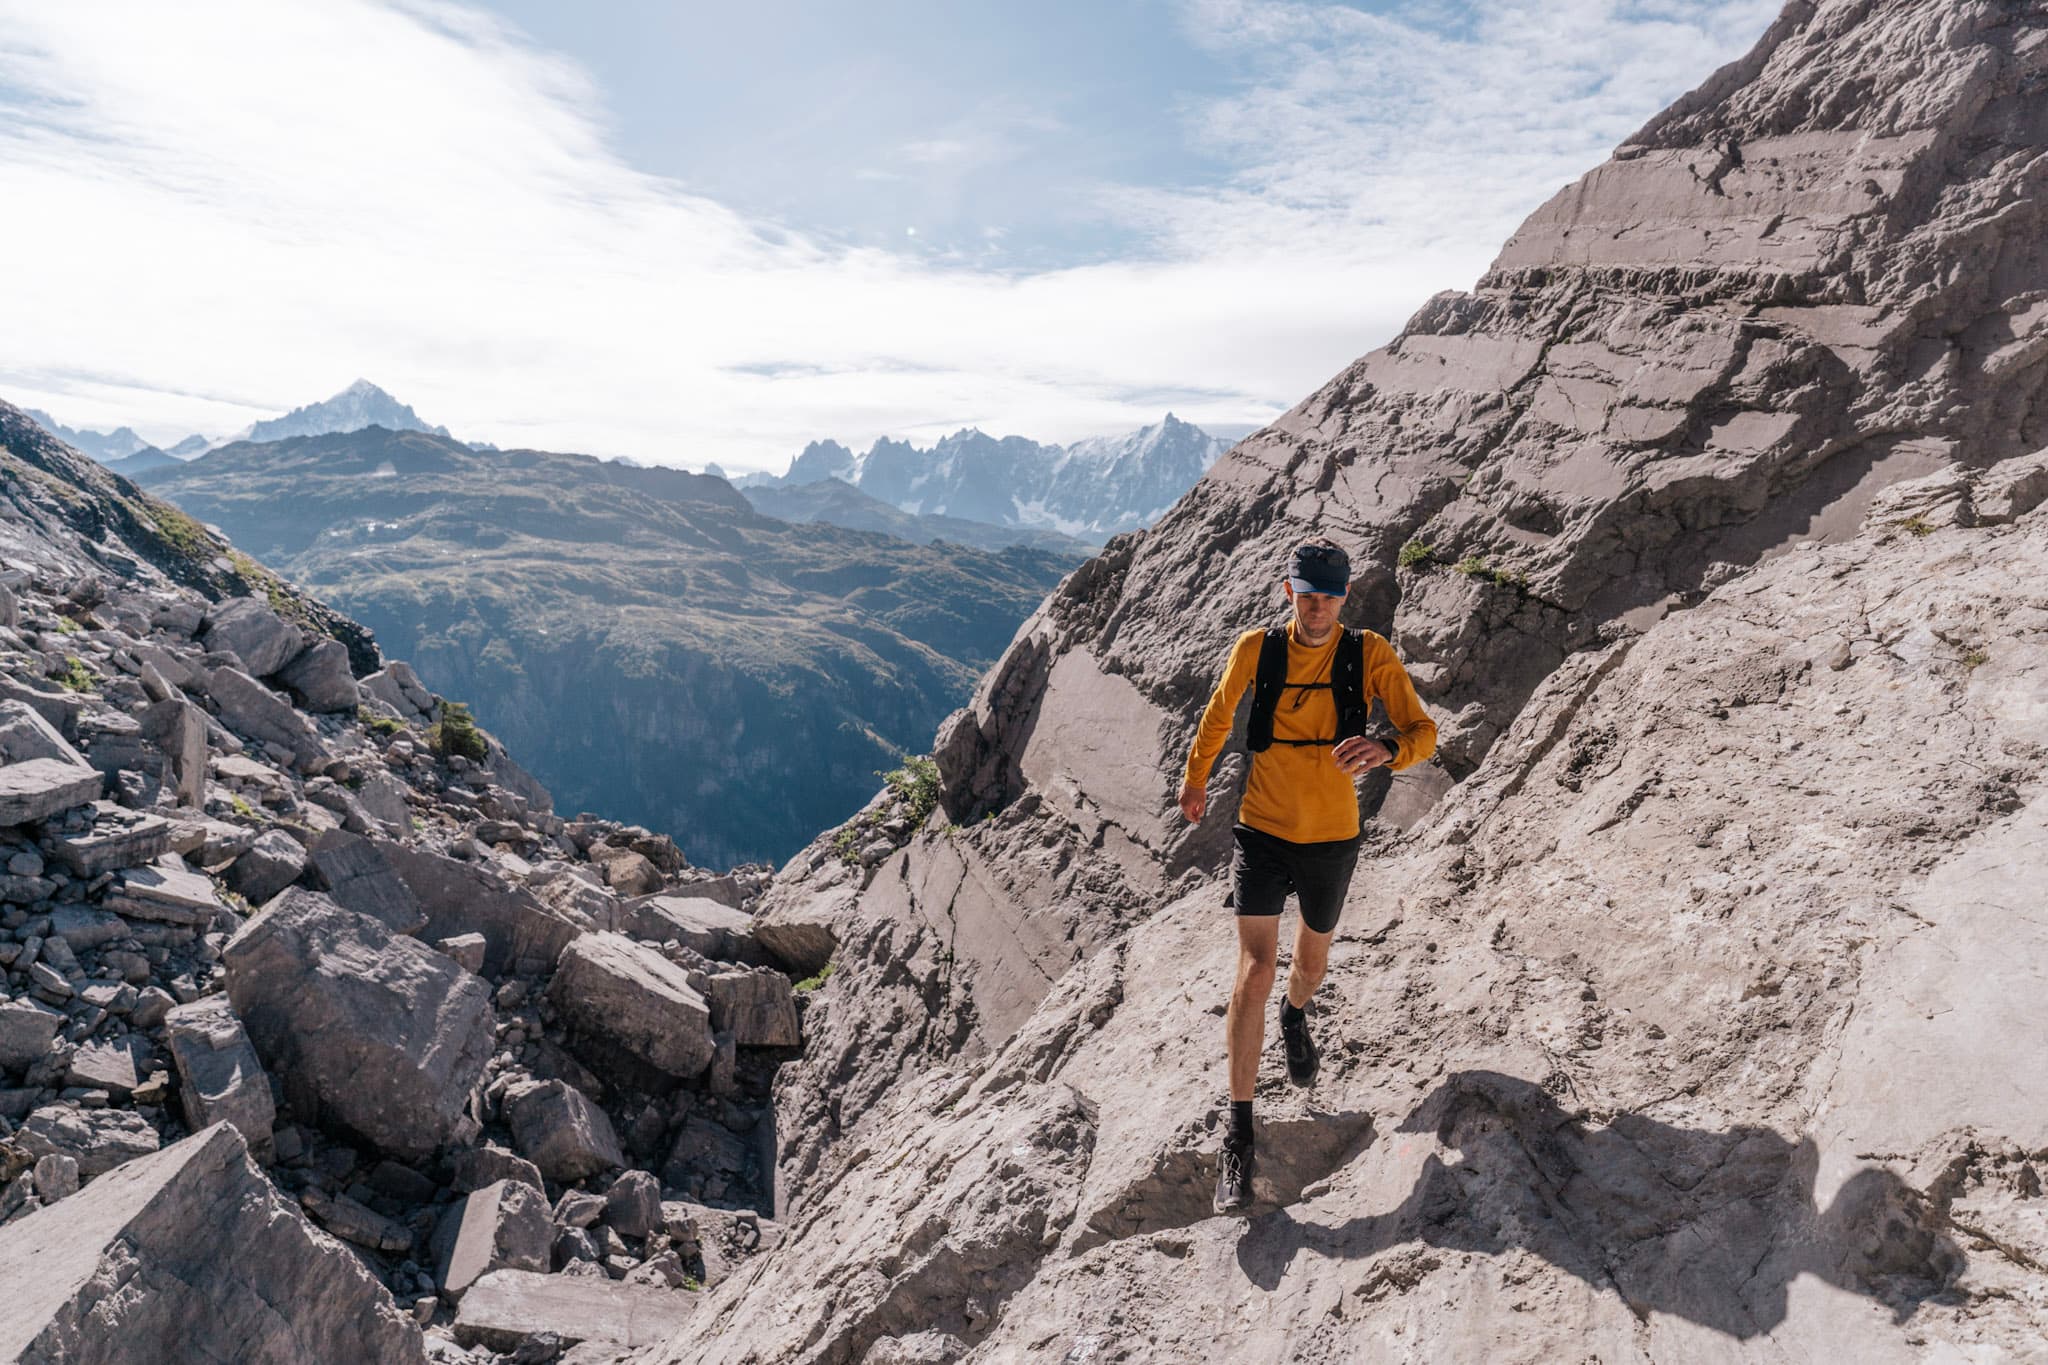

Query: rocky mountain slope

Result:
[644,2,2048,1360]
[136,428,1072,867]
[0,396,845,1361]
[745,415,1230,538]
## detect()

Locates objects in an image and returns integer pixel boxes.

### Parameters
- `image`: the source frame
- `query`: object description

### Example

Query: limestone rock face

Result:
[663,3,2048,1360]
[222,887,495,1161]
[0,1124,426,1365]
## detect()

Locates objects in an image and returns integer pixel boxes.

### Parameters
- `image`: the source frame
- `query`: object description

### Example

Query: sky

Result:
[0,0,1781,473]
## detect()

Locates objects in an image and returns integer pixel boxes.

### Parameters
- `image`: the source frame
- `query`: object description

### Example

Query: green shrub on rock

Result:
[427,700,488,762]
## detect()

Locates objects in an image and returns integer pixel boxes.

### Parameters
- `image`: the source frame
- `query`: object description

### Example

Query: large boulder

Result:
[704,967,800,1048]
[163,997,275,1162]
[504,1079,624,1182]
[0,1124,427,1364]
[275,637,357,712]
[222,887,494,1162]
[548,933,716,1080]
[224,828,307,904]
[0,700,88,766]
[200,597,303,677]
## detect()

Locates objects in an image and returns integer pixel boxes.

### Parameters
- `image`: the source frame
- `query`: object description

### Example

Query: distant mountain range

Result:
[739,413,1231,538]
[135,427,1077,866]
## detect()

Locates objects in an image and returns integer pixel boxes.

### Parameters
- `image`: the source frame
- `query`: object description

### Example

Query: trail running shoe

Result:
[1282,1004,1320,1086]
[1214,1137,1255,1214]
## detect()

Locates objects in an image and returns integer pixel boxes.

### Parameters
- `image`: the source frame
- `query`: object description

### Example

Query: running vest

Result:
[1245,627,1372,752]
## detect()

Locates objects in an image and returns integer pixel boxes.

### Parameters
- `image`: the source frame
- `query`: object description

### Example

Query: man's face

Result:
[1285,583,1344,638]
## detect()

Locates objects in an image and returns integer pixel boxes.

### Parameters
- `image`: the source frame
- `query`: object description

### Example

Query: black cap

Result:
[1287,542,1350,596]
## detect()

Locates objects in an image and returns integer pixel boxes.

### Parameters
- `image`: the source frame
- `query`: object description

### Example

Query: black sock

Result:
[1230,1100,1253,1146]
[1281,997,1306,1028]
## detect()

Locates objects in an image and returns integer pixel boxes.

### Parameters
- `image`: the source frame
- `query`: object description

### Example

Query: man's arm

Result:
[1363,634,1437,771]
[1178,633,1261,821]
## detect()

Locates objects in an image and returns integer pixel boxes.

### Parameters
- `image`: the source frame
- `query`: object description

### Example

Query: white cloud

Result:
[0,0,1777,471]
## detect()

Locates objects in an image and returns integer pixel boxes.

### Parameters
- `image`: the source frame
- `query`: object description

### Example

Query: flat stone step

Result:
[0,758,101,827]
[45,801,173,875]
[105,860,225,925]
[452,1269,698,1353]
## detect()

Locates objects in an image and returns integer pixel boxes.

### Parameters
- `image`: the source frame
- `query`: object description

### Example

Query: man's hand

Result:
[1178,779,1207,823]
[1332,736,1396,777]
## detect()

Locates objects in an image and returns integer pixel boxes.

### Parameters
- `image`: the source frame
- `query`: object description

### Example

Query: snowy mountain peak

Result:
[753,415,1228,538]
[236,380,452,446]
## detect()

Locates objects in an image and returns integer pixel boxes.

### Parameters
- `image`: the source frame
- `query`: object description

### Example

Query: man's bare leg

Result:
[1227,916,1280,1102]
[1286,921,1333,1010]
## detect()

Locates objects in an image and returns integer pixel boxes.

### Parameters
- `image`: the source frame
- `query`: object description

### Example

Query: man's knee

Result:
[1236,942,1278,988]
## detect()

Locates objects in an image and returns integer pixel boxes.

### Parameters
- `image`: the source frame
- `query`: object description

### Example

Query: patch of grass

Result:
[682,1275,704,1292]
[831,825,862,865]
[1397,539,1434,570]
[53,655,95,692]
[1893,516,1935,538]
[1452,554,1529,591]
[879,754,941,828]
[52,614,81,636]
[794,962,837,993]
[229,794,259,820]
[1963,648,1990,670]
[145,498,218,561]
[426,699,488,762]
[357,705,405,737]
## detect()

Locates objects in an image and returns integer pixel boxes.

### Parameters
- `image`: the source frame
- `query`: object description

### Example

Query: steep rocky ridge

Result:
[652,2,2048,1359]
[0,396,832,1361]
[138,428,1072,867]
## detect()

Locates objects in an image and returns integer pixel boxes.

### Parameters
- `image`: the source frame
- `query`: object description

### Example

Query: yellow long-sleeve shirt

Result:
[1183,623,1438,844]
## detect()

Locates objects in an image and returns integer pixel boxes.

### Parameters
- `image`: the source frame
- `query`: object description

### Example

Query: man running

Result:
[1178,537,1437,1214]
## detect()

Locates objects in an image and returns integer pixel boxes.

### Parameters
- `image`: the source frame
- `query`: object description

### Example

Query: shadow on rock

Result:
[1233,1071,1964,1337]
[1075,1109,1376,1253]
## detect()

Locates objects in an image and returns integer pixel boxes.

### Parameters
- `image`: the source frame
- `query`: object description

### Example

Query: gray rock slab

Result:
[277,636,357,712]
[165,996,276,1162]
[223,887,495,1162]
[0,758,101,827]
[620,893,756,960]
[549,933,716,1080]
[105,859,226,925]
[15,1105,160,1177]
[504,1079,624,1182]
[207,666,324,768]
[438,932,487,974]
[201,597,303,678]
[451,1269,697,1353]
[305,830,428,935]
[602,1170,662,1239]
[46,905,126,951]
[440,1178,552,1301]
[63,1036,154,1098]
[300,1186,415,1253]
[749,882,846,979]
[0,1123,427,1364]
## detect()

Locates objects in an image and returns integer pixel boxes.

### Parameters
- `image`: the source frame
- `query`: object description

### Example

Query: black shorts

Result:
[1229,824,1360,935]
